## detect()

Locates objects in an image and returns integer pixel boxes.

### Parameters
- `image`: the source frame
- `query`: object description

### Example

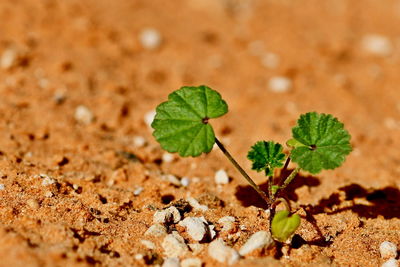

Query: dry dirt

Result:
[0,0,400,266]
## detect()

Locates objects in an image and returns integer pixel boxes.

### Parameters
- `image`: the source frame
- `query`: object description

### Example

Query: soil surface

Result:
[0,0,400,266]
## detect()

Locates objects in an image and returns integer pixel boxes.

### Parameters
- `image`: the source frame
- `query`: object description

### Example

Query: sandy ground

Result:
[0,0,400,266]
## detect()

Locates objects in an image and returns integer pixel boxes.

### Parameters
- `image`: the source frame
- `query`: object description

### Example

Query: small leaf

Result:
[271,210,301,242]
[290,112,352,174]
[247,141,286,176]
[151,85,228,157]
[286,138,307,149]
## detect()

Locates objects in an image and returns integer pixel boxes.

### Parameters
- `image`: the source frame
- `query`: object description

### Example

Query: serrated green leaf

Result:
[151,85,228,157]
[247,141,286,176]
[290,112,352,174]
[271,210,301,242]
[286,138,307,148]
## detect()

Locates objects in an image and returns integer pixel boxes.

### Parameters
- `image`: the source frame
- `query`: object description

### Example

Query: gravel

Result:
[382,258,399,267]
[139,28,162,50]
[268,76,292,93]
[379,241,398,259]
[162,153,174,163]
[162,232,188,257]
[215,169,229,184]
[145,224,167,237]
[162,174,181,187]
[140,239,156,250]
[178,217,213,241]
[239,231,274,256]
[218,216,236,232]
[133,187,143,196]
[186,197,208,211]
[0,48,17,69]
[74,105,94,125]
[153,206,181,224]
[181,258,202,267]
[0,184,4,190]
[162,257,180,267]
[208,239,240,265]
[133,136,147,147]
[361,34,392,56]
[180,177,190,187]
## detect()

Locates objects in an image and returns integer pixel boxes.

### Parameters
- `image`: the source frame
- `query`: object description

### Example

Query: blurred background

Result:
[1,0,399,178]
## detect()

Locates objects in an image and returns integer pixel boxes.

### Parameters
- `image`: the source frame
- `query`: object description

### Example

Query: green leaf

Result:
[290,112,352,174]
[247,141,286,176]
[271,210,301,242]
[151,85,228,157]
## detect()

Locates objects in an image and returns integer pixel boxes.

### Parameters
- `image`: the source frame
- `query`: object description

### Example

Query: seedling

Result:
[151,85,352,242]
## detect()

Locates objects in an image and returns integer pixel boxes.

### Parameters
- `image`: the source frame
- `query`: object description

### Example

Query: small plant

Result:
[151,85,352,242]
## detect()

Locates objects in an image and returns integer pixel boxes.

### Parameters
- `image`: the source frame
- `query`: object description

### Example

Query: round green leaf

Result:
[151,85,228,157]
[290,112,352,174]
[271,210,301,242]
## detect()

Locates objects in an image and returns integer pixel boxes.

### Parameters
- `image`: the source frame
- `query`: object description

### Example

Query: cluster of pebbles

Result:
[138,201,275,266]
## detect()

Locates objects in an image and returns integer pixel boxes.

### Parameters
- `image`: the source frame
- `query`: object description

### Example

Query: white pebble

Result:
[145,224,167,237]
[239,231,274,256]
[178,217,209,241]
[380,241,398,259]
[140,239,156,250]
[218,216,236,232]
[162,257,180,267]
[41,175,56,186]
[139,28,162,50]
[268,76,292,93]
[144,110,156,128]
[162,174,181,187]
[0,184,4,190]
[1,49,17,70]
[188,243,203,255]
[153,206,181,224]
[133,136,147,147]
[215,169,229,185]
[362,34,393,56]
[261,53,280,69]
[208,239,239,265]
[162,233,188,257]
[186,197,208,211]
[382,258,399,267]
[180,177,190,187]
[134,254,143,260]
[162,153,174,163]
[44,191,54,198]
[133,187,143,196]
[181,258,202,267]
[74,105,94,125]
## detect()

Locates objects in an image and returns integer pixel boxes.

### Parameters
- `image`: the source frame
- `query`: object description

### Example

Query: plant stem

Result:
[214,137,270,205]
[282,157,291,174]
[275,167,300,201]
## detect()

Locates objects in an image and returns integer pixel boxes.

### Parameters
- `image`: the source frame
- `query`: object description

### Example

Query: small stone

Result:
[188,243,203,255]
[27,199,39,209]
[162,233,188,257]
[162,257,180,267]
[145,224,167,237]
[268,76,292,93]
[382,258,399,267]
[1,48,17,69]
[261,53,280,69]
[134,254,144,260]
[361,34,392,56]
[140,239,156,250]
[162,153,174,163]
[186,197,208,211]
[208,239,239,265]
[215,169,229,184]
[44,191,54,198]
[134,187,143,196]
[74,105,94,125]
[166,206,181,223]
[178,217,209,241]
[0,184,4,190]
[133,136,147,147]
[153,206,181,224]
[380,241,398,259]
[239,231,274,256]
[180,177,190,187]
[218,216,236,232]
[41,174,56,186]
[144,110,156,127]
[181,258,202,267]
[162,174,181,187]
[139,28,162,50]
